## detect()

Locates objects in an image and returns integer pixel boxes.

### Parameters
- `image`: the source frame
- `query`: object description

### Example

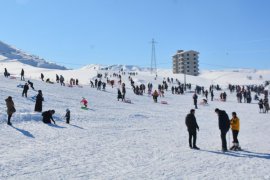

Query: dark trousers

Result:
[8,114,12,124]
[232,130,239,143]
[66,118,70,124]
[221,131,228,150]
[22,91,27,97]
[188,130,197,147]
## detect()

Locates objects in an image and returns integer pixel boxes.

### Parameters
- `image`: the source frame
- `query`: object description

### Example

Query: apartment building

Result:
[172,50,199,76]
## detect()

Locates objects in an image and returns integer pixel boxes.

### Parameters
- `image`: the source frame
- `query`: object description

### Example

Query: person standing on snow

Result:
[185,109,200,149]
[117,88,123,101]
[35,90,44,112]
[28,80,35,90]
[65,109,70,124]
[22,83,29,98]
[21,68,25,81]
[41,73,44,81]
[230,112,241,150]
[215,108,230,152]
[152,90,159,103]
[193,93,198,109]
[5,96,16,126]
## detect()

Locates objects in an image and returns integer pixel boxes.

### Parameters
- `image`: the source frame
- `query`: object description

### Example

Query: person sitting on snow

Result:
[80,97,88,108]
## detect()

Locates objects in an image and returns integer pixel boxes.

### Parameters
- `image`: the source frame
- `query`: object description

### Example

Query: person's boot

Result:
[193,146,200,150]
[230,143,236,150]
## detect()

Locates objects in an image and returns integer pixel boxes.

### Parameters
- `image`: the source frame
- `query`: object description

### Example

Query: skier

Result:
[215,108,230,152]
[22,83,29,98]
[5,96,16,126]
[21,68,25,81]
[35,90,44,112]
[230,112,241,150]
[42,110,56,124]
[185,109,200,149]
[152,90,159,103]
[28,80,35,90]
[193,93,198,109]
[65,109,70,124]
[80,97,88,108]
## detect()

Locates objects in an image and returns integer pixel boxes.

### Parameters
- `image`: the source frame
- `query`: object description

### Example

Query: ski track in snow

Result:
[0,68,270,179]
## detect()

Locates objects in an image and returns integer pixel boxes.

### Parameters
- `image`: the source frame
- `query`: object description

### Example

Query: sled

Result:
[161,101,168,104]
[124,99,132,104]
[17,84,24,88]
[81,107,89,110]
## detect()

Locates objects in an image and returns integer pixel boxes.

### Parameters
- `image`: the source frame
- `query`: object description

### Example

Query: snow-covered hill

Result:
[0,61,270,179]
[0,41,67,70]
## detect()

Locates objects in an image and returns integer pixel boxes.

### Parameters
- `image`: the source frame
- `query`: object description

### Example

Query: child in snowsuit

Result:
[152,90,159,103]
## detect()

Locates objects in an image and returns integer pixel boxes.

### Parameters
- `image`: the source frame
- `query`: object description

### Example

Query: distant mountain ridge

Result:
[0,41,67,70]
[81,64,150,72]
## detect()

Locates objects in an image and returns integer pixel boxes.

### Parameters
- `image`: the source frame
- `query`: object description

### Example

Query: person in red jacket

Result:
[80,97,88,108]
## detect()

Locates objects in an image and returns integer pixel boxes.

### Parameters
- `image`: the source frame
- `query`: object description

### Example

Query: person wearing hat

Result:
[42,110,56,124]
[230,112,241,150]
[185,109,200,149]
[5,96,16,125]
[215,108,230,151]
[65,109,70,124]
[35,90,44,112]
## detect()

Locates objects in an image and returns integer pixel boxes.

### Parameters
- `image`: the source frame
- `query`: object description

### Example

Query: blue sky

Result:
[1,0,270,69]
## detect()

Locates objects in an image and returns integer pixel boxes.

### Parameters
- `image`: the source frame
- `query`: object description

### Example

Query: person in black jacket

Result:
[41,73,44,81]
[21,68,25,81]
[215,108,230,151]
[22,83,29,97]
[65,109,70,124]
[185,109,200,149]
[42,110,55,124]
[117,88,123,101]
[28,80,35,90]
[35,90,44,112]
[193,93,198,109]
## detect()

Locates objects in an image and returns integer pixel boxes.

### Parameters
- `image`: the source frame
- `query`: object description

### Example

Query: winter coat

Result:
[5,98,16,115]
[185,113,199,132]
[23,84,29,92]
[42,111,54,124]
[117,90,122,99]
[35,93,44,112]
[65,111,70,119]
[230,117,240,131]
[218,110,230,132]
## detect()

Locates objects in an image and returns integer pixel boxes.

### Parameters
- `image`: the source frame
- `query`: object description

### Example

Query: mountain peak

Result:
[0,41,67,70]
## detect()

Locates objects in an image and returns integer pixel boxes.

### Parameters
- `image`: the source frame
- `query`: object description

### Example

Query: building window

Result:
[187,66,189,68]
[193,54,196,56]
[187,53,189,56]
[187,70,190,72]
[187,58,189,60]
[187,62,190,64]
[194,58,196,60]
[194,66,196,68]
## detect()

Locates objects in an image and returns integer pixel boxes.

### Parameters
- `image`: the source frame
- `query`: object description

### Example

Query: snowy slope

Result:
[0,63,270,179]
[0,41,67,70]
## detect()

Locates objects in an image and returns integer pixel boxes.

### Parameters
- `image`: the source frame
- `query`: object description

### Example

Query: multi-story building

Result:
[172,50,199,76]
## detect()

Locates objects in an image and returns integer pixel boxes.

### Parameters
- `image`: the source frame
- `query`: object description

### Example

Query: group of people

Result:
[185,108,240,151]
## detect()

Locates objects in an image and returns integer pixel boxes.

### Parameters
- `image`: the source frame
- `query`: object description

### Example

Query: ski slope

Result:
[0,63,270,179]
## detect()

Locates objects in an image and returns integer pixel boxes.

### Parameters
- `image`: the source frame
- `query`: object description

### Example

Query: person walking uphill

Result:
[230,112,241,151]
[5,96,16,126]
[152,90,159,103]
[185,109,200,149]
[193,93,198,109]
[22,83,29,98]
[35,90,44,112]
[215,108,230,152]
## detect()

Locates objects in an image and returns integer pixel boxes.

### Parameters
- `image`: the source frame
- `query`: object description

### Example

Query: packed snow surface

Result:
[0,62,270,179]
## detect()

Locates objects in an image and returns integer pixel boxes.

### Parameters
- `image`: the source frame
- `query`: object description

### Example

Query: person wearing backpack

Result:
[215,108,230,152]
